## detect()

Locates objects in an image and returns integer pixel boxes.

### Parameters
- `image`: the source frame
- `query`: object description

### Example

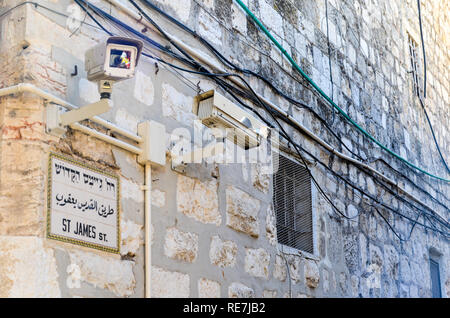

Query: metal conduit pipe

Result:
[0,82,152,297]
[0,83,143,143]
[70,123,142,155]
[143,163,151,298]
[104,0,446,220]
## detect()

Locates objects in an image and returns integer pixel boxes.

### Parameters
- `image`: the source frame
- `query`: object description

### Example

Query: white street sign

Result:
[47,153,120,253]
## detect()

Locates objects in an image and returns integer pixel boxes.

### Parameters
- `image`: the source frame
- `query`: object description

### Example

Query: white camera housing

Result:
[85,36,143,82]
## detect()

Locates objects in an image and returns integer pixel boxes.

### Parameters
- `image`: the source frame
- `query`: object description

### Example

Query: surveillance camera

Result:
[85,36,143,82]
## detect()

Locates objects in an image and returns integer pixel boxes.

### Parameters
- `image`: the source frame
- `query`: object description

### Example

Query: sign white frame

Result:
[47,152,120,253]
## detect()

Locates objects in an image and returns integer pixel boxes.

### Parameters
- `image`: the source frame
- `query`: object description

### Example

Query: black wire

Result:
[74,1,449,239]
[143,42,450,238]
[325,0,334,102]
[140,0,450,186]
[136,0,363,162]
[123,5,358,222]
[152,53,450,229]
[374,157,450,212]
[138,0,447,212]
[418,96,450,174]
[136,0,450,210]
[232,77,448,239]
[183,61,448,237]
[73,0,112,35]
[417,0,427,99]
[133,5,450,238]
[414,0,450,174]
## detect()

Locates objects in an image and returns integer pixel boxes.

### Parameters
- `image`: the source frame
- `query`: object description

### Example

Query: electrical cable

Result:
[412,0,450,174]
[0,1,99,31]
[325,0,334,102]
[74,1,450,239]
[234,0,450,183]
[2,0,446,249]
[126,4,450,236]
[417,0,427,98]
[150,47,450,238]
[150,51,450,227]
[417,96,450,174]
[324,0,338,129]
[73,0,113,35]
[134,0,449,210]
[136,0,364,162]
[180,60,448,238]
[121,1,361,221]
[373,157,450,212]
[230,75,448,239]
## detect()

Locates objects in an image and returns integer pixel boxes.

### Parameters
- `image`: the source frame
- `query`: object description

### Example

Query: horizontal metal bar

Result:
[0,83,143,143]
[70,123,142,155]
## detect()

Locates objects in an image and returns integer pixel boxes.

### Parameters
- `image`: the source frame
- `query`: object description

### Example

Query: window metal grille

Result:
[408,34,423,98]
[273,155,313,253]
[430,259,442,298]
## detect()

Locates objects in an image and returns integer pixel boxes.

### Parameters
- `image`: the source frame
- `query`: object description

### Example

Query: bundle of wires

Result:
[71,0,449,240]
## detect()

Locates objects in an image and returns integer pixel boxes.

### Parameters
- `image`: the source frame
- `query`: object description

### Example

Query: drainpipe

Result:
[143,163,151,298]
[104,0,447,221]
[0,83,159,298]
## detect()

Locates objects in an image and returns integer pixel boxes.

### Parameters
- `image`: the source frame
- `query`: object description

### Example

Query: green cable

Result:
[234,0,449,183]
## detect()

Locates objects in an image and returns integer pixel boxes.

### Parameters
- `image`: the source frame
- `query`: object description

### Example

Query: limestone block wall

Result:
[0,0,448,298]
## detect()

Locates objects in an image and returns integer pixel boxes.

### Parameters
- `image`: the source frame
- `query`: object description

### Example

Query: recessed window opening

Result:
[273,154,313,254]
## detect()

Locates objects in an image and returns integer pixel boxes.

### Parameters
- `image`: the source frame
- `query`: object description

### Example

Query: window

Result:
[430,258,442,298]
[273,155,313,254]
[407,34,423,97]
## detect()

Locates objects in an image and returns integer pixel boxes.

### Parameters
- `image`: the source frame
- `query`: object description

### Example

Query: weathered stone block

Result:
[263,290,277,298]
[0,237,60,297]
[258,0,283,37]
[68,250,135,297]
[115,108,139,134]
[384,245,399,281]
[120,219,143,257]
[286,255,302,283]
[133,71,154,106]
[151,266,189,298]
[231,1,247,34]
[177,175,221,225]
[162,83,196,126]
[304,259,320,288]
[69,131,115,165]
[251,163,270,193]
[265,205,277,245]
[164,227,199,263]
[165,0,191,21]
[273,254,287,282]
[121,177,144,203]
[198,278,220,298]
[151,188,166,208]
[226,186,260,237]
[198,9,222,47]
[228,282,254,298]
[209,235,237,268]
[245,248,270,279]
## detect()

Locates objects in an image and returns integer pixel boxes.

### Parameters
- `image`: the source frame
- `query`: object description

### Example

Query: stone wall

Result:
[0,0,448,298]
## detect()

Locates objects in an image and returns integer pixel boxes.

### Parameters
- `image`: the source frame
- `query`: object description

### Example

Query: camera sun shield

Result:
[85,36,143,82]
